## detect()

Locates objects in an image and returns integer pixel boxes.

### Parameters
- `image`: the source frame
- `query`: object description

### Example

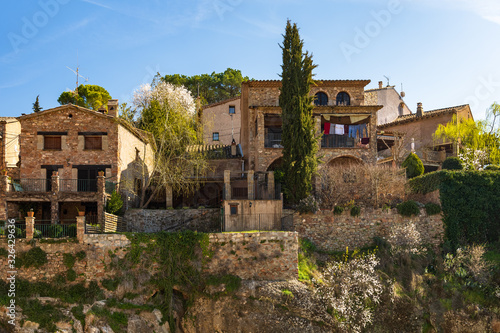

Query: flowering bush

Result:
[458,148,489,170]
[297,195,320,214]
[388,222,423,255]
[315,250,383,332]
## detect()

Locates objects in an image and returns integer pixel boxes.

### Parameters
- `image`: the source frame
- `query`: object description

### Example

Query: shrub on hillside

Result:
[396,200,420,217]
[484,164,500,171]
[442,157,463,170]
[297,195,320,214]
[315,250,383,333]
[402,153,424,179]
[424,203,441,215]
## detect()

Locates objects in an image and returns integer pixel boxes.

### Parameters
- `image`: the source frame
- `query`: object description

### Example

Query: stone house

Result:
[365,81,412,126]
[0,100,154,223]
[0,117,21,179]
[378,103,473,170]
[202,96,241,146]
[240,80,381,173]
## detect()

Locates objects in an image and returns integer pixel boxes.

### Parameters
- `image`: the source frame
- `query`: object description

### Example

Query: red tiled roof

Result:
[379,104,471,128]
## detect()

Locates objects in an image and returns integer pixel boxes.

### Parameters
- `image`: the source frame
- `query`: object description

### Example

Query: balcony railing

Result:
[321,134,357,148]
[265,132,283,148]
[59,179,98,192]
[11,179,51,192]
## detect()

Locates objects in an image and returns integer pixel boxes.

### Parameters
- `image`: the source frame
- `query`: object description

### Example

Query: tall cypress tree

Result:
[279,20,318,204]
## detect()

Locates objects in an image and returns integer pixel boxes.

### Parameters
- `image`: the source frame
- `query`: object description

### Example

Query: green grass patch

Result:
[102,277,122,291]
[18,298,65,332]
[90,305,128,333]
[63,253,76,269]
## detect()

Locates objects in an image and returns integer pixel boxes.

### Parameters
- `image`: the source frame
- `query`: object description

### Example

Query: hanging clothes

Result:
[334,124,344,135]
[324,123,331,135]
[344,124,349,135]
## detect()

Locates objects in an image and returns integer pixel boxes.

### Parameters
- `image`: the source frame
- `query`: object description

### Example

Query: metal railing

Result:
[0,223,26,238]
[105,181,118,195]
[321,134,357,148]
[11,179,51,192]
[265,132,283,148]
[33,223,77,238]
[59,179,98,192]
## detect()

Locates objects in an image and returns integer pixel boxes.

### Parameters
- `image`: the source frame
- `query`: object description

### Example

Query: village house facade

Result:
[378,103,473,170]
[202,96,241,146]
[240,80,382,173]
[0,100,153,223]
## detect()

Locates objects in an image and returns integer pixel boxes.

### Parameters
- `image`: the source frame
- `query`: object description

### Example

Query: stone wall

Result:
[0,232,298,283]
[207,231,298,280]
[0,234,130,282]
[124,208,221,233]
[290,208,444,252]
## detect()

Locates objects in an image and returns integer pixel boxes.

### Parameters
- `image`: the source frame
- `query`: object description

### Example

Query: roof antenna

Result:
[400,83,405,97]
[66,50,88,96]
[383,75,390,87]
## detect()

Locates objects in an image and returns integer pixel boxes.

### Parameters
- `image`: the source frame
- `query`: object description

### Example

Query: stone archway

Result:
[326,155,364,167]
[266,157,283,172]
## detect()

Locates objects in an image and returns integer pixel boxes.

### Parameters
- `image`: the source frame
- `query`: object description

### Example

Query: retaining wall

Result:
[291,208,444,252]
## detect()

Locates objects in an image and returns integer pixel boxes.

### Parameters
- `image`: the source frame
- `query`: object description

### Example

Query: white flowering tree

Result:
[458,147,489,170]
[133,81,207,208]
[315,251,383,333]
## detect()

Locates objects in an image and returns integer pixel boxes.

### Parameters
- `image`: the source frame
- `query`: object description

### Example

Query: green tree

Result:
[279,20,319,204]
[162,68,250,105]
[57,84,112,111]
[402,153,424,178]
[434,104,500,167]
[32,95,42,112]
[105,191,123,215]
[118,102,136,125]
[133,81,208,208]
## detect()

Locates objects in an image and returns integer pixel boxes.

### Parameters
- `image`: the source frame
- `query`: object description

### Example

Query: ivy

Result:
[63,253,76,269]
[396,201,420,217]
[17,247,48,268]
[124,230,211,331]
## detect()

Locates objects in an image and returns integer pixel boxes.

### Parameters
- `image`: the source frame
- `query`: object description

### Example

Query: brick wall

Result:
[291,209,444,252]
[19,106,119,179]
[207,231,298,280]
[124,208,222,233]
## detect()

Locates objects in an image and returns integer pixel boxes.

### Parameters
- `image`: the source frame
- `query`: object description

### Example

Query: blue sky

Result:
[1,0,500,121]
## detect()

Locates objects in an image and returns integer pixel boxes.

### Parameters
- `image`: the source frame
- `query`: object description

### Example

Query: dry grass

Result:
[317,164,406,209]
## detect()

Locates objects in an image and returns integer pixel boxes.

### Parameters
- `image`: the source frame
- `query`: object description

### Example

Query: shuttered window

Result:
[84,136,102,150]
[44,136,61,150]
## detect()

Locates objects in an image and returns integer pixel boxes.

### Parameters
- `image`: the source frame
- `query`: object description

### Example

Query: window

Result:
[230,205,238,215]
[213,132,219,141]
[44,136,61,150]
[336,92,350,106]
[84,136,102,150]
[229,105,235,114]
[314,92,328,106]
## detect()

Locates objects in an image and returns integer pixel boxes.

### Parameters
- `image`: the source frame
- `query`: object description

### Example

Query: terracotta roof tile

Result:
[379,104,471,128]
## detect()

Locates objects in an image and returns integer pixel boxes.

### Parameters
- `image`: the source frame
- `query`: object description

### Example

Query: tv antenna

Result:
[383,75,390,87]
[66,51,88,96]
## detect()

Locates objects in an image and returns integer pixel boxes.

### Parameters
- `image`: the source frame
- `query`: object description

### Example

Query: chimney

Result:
[416,102,423,117]
[107,99,119,117]
[97,106,106,114]
[378,81,383,89]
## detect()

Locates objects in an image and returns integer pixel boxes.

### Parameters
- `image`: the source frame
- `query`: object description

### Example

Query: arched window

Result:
[336,92,350,106]
[314,92,328,106]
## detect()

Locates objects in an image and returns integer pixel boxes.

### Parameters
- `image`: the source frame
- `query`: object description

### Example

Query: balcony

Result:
[265,132,283,148]
[59,179,98,192]
[321,134,357,148]
[11,179,51,192]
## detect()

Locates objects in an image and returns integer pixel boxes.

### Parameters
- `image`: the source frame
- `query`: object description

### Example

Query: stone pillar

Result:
[76,215,85,243]
[166,186,173,208]
[51,171,59,193]
[1,175,8,193]
[267,171,275,200]
[224,170,231,200]
[25,216,34,240]
[97,172,105,227]
[50,200,59,224]
[248,170,255,200]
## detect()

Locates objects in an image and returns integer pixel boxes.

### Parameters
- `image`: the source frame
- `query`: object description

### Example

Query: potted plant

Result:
[27,208,34,217]
[1,169,7,176]
[76,207,85,216]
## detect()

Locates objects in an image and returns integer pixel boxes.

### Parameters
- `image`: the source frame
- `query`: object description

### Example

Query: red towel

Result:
[324,123,331,135]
